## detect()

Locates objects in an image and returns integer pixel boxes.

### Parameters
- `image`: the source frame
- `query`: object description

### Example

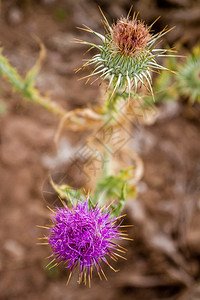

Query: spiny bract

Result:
[39,198,129,286]
[77,10,174,99]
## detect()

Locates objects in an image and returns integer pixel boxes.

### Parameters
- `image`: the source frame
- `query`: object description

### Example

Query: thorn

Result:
[118,244,128,251]
[44,254,54,260]
[36,225,50,229]
[90,76,100,85]
[97,271,102,280]
[98,6,110,30]
[119,233,129,236]
[115,214,127,220]
[86,77,90,85]
[88,274,91,288]
[120,224,134,228]
[121,237,134,241]
[58,195,67,207]
[101,269,108,281]
[38,237,48,240]
[84,271,87,285]
[113,252,127,260]
[91,266,93,279]
[66,272,72,286]
[46,258,56,268]
[106,262,119,273]
[148,16,161,31]
[115,248,126,254]
[110,254,117,262]
[98,191,107,208]
[106,199,116,210]
[76,25,92,33]
[47,206,55,214]
[83,46,94,56]
[48,262,58,270]
[78,271,83,284]
[127,5,133,18]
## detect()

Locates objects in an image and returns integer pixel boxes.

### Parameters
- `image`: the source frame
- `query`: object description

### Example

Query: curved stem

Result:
[0,50,66,118]
[25,89,66,118]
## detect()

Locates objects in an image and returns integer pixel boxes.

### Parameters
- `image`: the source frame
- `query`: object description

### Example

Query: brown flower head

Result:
[112,17,151,56]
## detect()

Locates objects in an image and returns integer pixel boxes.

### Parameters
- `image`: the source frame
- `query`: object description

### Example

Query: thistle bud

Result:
[78,11,174,98]
[177,46,200,103]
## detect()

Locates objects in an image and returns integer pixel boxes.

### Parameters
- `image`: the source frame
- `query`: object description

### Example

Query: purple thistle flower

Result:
[40,198,129,285]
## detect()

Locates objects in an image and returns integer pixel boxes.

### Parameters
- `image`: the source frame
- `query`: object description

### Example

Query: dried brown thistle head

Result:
[111,17,151,56]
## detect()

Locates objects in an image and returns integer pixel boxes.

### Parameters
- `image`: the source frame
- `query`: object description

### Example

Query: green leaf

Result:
[93,167,137,215]
[25,41,46,89]
[50,178,83,207]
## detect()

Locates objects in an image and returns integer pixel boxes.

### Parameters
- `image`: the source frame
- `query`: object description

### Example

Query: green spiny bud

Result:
[177,45,200,103]
[77,11,175,99]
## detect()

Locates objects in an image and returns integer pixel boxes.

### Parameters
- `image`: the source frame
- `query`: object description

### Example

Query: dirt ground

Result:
[0,1,200,299]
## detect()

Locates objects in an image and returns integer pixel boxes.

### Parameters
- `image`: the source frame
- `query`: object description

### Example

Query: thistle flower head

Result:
[77,10,174,98]
[40,198,127,285]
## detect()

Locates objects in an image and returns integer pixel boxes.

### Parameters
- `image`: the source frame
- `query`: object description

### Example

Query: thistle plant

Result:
[0,47,66,117]
[0,8,175,285]
[78,9,174,99]
[176,45,200,103]
[38,197,129,286]
[142,45,200,104]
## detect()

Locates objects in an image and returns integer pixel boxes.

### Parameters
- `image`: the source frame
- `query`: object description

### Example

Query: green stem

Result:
[0,50,66,118]
[94,88,133,209]
[24,89,66,118]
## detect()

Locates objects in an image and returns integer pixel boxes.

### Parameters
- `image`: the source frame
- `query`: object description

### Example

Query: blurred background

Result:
[0,0,200,299]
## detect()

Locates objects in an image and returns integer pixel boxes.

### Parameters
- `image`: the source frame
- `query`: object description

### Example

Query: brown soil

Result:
[0,1,200,300]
